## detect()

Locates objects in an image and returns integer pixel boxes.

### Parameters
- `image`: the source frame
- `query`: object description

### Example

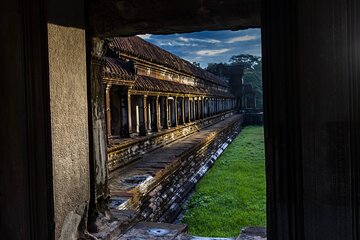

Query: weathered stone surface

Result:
[59,202,89,240]
[108,111,235,172]
[60,212,82,240]
[236,227,266,240]
[108,114,243,221]
[90,50,110,209]
[190,237,235,240]
[89,209,140,240]
[89,114,243,238]
[88,0,260,37]
[117,222,188,240]
[48,22,90,239]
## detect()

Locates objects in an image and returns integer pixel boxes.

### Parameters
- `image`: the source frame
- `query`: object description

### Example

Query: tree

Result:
[192,62,201,67]
[229,54,261,69]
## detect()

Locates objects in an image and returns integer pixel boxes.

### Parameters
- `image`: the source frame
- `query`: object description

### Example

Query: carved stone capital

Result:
[91,37,109,58]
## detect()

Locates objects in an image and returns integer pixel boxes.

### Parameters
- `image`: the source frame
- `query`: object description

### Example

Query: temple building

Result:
[101,36,237,171]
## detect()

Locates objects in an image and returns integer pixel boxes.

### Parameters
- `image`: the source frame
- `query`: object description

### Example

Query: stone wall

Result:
[47,22,90,239]
[108,111,235,172]
[244,112,264,126]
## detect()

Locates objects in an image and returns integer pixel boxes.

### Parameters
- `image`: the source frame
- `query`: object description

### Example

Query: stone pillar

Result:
[127,92,132,135]
[198,98,201,119]
[208,98,211,116]
[120,88,130,137]
[90,43,109,215]
[138,95,146,136]
[204,98,208,117]
[182,97,185,125]
[105,84,112,139]
[187,97,191,122]
[144,95,148,132]
[156,96,161,131]
[193,98,197,120]
[150,97,158,132]
[198,98,200,119]
[164,96,169,129]
[201,97,205,119]
[174,96,178,127]
[216,98,219,114]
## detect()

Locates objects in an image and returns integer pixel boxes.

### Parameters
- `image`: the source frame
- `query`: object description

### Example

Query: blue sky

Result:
[138,28,261,68]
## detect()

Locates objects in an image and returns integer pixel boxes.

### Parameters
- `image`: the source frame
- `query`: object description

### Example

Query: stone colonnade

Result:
[104,84,236,139]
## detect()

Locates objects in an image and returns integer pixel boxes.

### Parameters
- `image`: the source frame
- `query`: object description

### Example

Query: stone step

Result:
[236,227,266,240]
[190,237,235,240]
[173,234,235,240]
[116,222,188,240]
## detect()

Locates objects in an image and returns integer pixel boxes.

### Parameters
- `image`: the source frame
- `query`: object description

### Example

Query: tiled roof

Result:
[102,56,233,97]
[109,36,229,87]
[103,57,135,80]
[133,76,234,98]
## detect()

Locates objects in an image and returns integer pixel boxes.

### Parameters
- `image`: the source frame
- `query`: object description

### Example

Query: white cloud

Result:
[226,35,257,43]
[178,37,221,44]
[137,34,152,39]
[158,41,199,47]
[196,49,230,56]
[178,37,190,42]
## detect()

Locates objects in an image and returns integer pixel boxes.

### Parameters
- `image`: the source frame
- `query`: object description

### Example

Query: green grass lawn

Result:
[181,126,266,237]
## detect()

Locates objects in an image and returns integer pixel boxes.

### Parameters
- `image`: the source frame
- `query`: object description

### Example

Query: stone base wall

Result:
[108,111,235,172]
[244,112,263,126]
[128,115,243,222]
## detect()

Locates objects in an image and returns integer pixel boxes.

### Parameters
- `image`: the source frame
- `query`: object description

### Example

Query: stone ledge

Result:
[236,227,266,240]
[108,111,236,172]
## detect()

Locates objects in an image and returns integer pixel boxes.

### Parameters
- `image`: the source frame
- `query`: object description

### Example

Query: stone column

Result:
[216,98,219,114]
[181,97,184,124]
[127,92,132,135]
[187,97,191,122]
[120,88,130,137]
[204,98,207,117]
[201,97,204,119]
[197,98,200,119]
[138,95,147,136]
[150,97,157,132]
[156,96,161,131]
[144,95,148,133]
[196,97,201,120]
[193,98,197,120]
[174,96,178,127]
[90,45,109,214]
[105,84,112,139]
[164,96,169,129]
